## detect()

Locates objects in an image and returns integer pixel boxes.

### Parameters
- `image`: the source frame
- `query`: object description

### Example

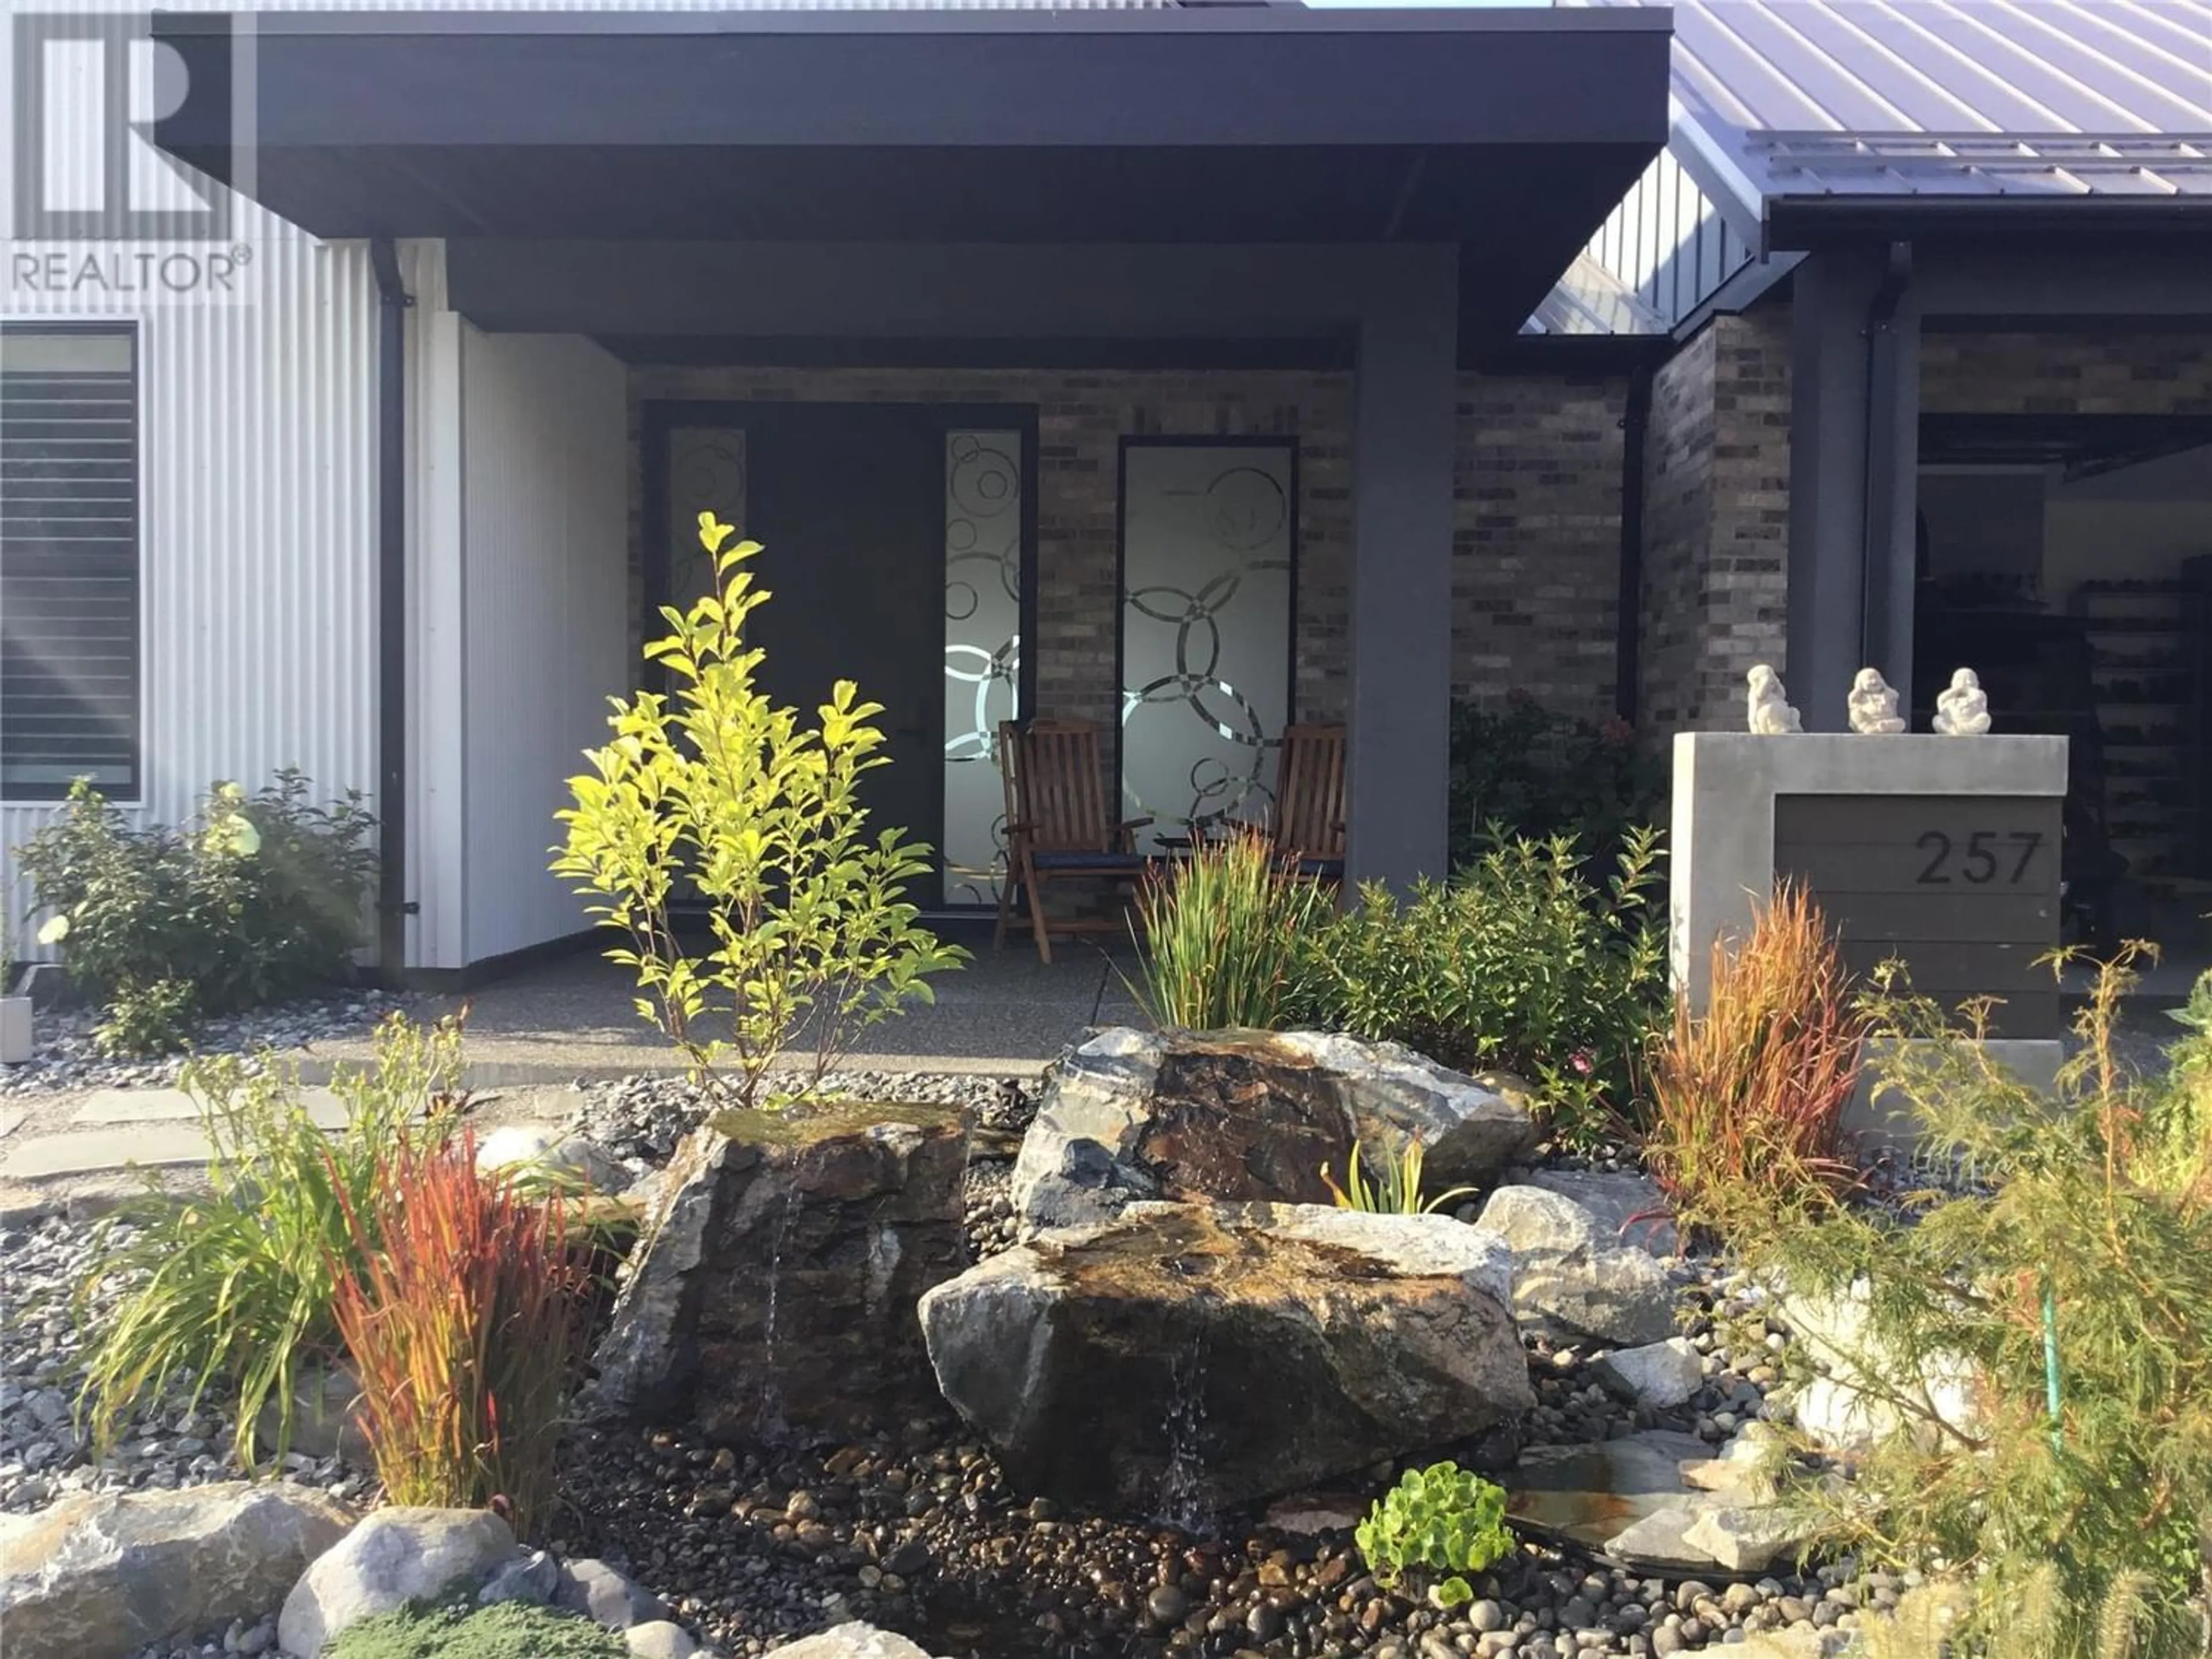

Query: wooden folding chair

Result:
[994,717,1154,963]
[1271,722,1347,882]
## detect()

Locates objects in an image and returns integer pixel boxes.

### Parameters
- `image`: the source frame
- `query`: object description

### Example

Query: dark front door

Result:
[656,400,1037,912]
[658,404,950,907]
[746,406,945,899]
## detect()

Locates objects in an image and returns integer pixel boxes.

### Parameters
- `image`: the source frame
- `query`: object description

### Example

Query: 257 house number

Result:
[1914,830,2044,886]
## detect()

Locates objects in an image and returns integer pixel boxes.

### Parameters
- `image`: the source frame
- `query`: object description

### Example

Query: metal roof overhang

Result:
[1769,194,2212,250]
[151,6,1673,349]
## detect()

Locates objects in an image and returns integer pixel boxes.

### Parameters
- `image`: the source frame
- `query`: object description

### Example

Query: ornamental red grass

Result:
[1644,882,1869,1234]
[328,1133,588,1541]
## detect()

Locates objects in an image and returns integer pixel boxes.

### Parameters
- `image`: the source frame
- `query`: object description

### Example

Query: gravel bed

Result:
[573,1070,1036,1164]
[0,990,416,1097]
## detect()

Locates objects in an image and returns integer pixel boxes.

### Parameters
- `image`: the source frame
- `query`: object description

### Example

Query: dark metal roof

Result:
[152,6,1672,349]
[1585,0,2212,214]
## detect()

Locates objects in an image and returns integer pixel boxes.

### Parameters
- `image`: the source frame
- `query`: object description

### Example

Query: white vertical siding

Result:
[1585,150,1755,329]
[458,328,628,964]
[403,240,468,971]
[2,217,380,956]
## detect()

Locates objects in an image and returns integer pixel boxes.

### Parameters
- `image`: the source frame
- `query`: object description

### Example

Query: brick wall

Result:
[1922,331,2212,416]
[628,362,1633,748]
[1455,373,1628,718]
[1637,312,1792,734]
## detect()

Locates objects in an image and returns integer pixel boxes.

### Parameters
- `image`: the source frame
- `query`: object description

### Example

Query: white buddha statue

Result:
[1933,667,1993,736]
[1747,664,1802,735]
[1847,668,1906,734]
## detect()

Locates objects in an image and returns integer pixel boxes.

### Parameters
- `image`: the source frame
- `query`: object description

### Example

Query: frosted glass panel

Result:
[665,426,747,609]
[943,430,1022,906]
[1120,443,1293,852]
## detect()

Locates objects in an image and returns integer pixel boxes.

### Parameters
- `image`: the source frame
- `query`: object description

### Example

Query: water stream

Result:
[1153,1335,1214,1534]
[755,1158,808,1440]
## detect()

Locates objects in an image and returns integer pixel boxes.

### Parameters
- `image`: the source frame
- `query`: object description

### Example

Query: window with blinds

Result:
[0,322,140,800]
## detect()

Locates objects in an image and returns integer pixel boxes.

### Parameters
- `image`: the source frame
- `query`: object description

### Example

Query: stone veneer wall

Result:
[1455,373,1629,719]
[1637,312,1792,734]
[627,365,1634,770]
[1921,330,2212,416]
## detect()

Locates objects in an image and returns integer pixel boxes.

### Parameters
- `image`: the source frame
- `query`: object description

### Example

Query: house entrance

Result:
[645,402,1037,910]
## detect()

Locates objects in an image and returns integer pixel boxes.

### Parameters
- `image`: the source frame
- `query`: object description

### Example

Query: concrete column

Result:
[1785,247,1921,729]
[1862,247,1922,712]
[1347,251,1457,891]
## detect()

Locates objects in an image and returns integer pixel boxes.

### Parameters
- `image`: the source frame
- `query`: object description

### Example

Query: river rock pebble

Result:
[551,1408,1884,1659]
[0,991,412,1097]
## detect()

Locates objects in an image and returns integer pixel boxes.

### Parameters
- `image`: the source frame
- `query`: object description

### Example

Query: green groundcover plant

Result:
[1355,1461,1517,1608]
[75,1016,467,1468]
[14,770,376,1054]
[555,511,965,1109]
[324,1599,628,1659]
[1741,948,2212,1657]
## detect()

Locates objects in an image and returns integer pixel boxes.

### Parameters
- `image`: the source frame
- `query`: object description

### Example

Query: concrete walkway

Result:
[0,939,1137,1204]
[305,938,1142,1085]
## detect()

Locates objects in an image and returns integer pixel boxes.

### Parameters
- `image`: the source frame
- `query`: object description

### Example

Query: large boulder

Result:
[585,1101,969,1442]
[277,1506,517,1657]
[0,1484,353,1659]
[920,1201,1535,1512]
[1011,1028,1536,1236]
[774,1626,941,1659]
[1476,1184,1679,1347]
[1775,1281,1980,1452]
[1520,1168,1678,1258]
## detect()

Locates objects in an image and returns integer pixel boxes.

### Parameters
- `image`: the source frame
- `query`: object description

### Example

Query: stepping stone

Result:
[69,1087,347,1126]
[0,1124,224,1180]
[0,1108,25,1142]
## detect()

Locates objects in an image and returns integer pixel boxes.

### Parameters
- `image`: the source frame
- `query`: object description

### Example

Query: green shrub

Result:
[331,1132,588,1541]
[555,511,965,1110]
[1740,948,2212,1656]
[15,770,376,1050]
[324,1599,627,1659]
[1132,828,1335,1031]
[93,976,198,1059]
[75,1016,467,1468]
[1355,1461,1516,1605]
[1448,693,1662,871]
[1643,882,1868,1235]
[1310,829,1666,1145]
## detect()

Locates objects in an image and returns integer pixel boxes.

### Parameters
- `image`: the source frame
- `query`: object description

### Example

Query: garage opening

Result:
[1916,414,2212,956]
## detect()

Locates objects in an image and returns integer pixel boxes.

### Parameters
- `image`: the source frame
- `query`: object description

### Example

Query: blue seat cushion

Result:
[1031,850,1153,872]
[1293,856,1344,879]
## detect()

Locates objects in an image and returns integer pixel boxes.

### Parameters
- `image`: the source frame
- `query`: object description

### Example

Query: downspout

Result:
[369,238,413,985]
[1860,240,1913,696]
[1614,363,1654,724]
